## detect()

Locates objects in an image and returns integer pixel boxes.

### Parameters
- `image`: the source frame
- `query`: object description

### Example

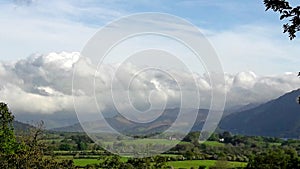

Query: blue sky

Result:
[0,0,299,74]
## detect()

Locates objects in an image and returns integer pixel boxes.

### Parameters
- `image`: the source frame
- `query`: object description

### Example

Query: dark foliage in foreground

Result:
[264,0,300,39]
[0,102,76,169]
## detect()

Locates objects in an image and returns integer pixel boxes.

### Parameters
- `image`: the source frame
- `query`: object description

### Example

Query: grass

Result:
[202,141,225,147]
[61,155,246,168]
[167,160,246,169]
[74,158,246,168]
[73,156,128,167]
[269,142,282,146]
[73,158,99,166]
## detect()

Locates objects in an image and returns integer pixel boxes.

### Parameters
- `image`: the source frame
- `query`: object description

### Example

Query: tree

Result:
[0,102,76,169]
[183,132,200,146]
[59,143,73,151]
[198,166,206,169]
[152,156,168,169]
[99,155,133,169]
[264,0,300,39]
[0,102,18,154]
[246,148,300,169]
[70,134,93,150]
[220,131,232,143]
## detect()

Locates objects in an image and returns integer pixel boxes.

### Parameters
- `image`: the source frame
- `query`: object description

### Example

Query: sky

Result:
[0,0,299,74]
[0,0,299,121]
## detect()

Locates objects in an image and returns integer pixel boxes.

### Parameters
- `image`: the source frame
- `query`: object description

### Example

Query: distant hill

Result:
[14,103,264,129]
[51,123,84,133]
[223,102,262,117]
[15,88,300,138]
[220,89,300,138]
[51,108,209,134]
[14,111,79,129]
[13,120,34,134]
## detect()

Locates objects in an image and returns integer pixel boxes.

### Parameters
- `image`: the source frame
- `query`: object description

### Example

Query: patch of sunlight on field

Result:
[202,141,225,147]
[167,160,246,169]
[73,159,100,166]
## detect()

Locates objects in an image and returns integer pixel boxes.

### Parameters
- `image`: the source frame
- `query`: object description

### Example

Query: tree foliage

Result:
[246,148,300,169]
[0,102,18,155]
[264,0,300,39]
[0,102,76,169]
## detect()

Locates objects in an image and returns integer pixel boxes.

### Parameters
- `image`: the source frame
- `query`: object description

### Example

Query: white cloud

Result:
[0,52,299,115]
[233,71,256,89]
[208,24,300,74]
[0,84,73,114]
[227,72,299,105]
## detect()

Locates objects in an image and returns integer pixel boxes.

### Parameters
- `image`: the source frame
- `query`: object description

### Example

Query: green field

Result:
[167,160,246,169]
[52,153,246,168]
[74,158,100,166]
[73,158,246,168]
[203,141,225,147]
[73,156,128,167]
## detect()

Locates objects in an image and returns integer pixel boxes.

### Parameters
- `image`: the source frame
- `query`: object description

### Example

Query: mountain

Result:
[220,89,300,138]
[13,120,34,134]
[14,111,79,129]
[223,102,262,116]
[51,122,84,132]
[52,108,209,134]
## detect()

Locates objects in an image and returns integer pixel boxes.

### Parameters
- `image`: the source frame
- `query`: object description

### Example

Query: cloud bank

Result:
[0,52,298,115]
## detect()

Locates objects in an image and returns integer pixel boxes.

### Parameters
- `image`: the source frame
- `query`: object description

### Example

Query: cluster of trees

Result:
[246,148,300,169]
[168,131,284,162]
[168,131,300,168]
[55,134,95,151]
[0,103,76,168]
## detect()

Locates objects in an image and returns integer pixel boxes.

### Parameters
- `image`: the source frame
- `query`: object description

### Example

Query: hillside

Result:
[52,108,209,134]
[13,120,34,134]
[220,89,300,138]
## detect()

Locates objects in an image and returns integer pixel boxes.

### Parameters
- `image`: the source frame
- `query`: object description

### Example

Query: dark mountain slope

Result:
[13,120,34,134]
[220,89,300,138]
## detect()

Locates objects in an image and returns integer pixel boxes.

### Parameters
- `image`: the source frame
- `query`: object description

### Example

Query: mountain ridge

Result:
[220,89,300,138]
[51,108,210,134]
